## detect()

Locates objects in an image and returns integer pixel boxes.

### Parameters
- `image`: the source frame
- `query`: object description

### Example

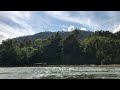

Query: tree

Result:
[42,32,62,64]
[16,47,38,65]
[0,39,19,66]
[62,30,81,64]
[82,35,120,65]
[34,39,42,49]
[115,31,120,39]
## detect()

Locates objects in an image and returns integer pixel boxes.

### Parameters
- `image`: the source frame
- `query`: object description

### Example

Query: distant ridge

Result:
[15,30,93,43]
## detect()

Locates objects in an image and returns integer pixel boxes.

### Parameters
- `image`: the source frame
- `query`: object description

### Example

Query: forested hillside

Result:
[15,29,93,44]
[0,29,120,66]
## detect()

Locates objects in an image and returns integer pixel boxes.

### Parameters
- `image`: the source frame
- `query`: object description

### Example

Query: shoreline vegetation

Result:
[1,29,120,67]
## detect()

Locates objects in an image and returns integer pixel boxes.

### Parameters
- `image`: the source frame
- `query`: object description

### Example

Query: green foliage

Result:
[82,35,120,65]
[0,29,120,66]
[0,39,19,66]
[62,30,82,64]
[15,30,93,43]
[42,32,62,64]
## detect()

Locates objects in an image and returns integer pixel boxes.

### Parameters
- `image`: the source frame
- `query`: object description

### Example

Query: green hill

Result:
[15,30,93,43]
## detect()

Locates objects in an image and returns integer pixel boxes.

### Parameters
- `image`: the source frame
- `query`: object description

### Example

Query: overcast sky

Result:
[0,11,120,43]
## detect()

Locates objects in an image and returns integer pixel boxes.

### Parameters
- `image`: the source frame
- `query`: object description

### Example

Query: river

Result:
[0,66,120,79]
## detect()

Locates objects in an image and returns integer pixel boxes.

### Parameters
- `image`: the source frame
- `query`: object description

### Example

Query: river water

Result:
[0,66,120,79]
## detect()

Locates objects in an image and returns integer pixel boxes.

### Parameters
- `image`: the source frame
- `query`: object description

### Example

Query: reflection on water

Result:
[0,66,120,79]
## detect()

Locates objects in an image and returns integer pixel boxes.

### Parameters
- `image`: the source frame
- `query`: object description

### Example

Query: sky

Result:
[0,11,120,43]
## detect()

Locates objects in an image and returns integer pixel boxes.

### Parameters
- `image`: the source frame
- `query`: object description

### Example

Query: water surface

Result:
[0,66,120,79]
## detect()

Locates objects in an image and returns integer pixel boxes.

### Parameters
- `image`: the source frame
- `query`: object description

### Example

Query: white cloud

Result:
[0,32,9,38]
[80,28,87,31]
[0,11,35,44]
[113,25,120,33]
[44,11,120,32]
[1,11,120,43]
[44,11,69,17]
[0,32,9,44]
[44,11,99,30]
[68,26,75,32]
[62,28,66,31]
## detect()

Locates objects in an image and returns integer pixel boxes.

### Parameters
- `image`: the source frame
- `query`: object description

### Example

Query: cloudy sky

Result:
[0,11,120,43]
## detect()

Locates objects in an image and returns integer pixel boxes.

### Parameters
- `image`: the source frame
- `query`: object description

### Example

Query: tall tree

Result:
[42,32,62,64]
[63,30,81,64]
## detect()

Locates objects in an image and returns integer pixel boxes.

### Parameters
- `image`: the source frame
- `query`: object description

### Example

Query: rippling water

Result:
[0,66,120,79]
